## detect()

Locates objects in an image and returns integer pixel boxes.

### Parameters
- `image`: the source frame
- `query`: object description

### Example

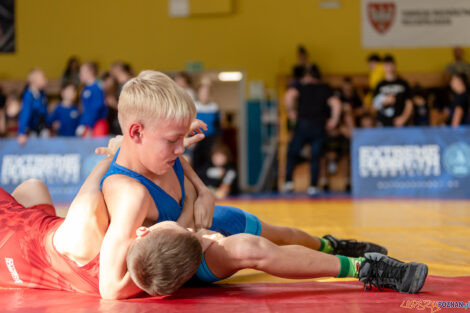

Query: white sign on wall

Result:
[362,0,470,48]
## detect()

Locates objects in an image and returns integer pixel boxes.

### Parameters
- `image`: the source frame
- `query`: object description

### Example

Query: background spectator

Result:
[0,93,20,137]
[193,83,221,173]
[48,84,80,136]
[411,86,430,126]
[77,62,108,137]
[110,61,133,99]
[174,72,196,101]
[338,76,363,125]
[17,69,49,145]
[445,47,470,82]
[101,72,121,135]
[282,66,341,196]
[292,45,321,83]
[199,143,238,199]
[446,73,470,127]
[363,54,385,107]
[61,57,81,88]
[373,55,413,127]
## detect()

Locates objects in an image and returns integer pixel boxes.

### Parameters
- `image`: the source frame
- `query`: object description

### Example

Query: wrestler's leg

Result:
[12,179,53,207]
[259,221,321,250]
[204,233,340,279]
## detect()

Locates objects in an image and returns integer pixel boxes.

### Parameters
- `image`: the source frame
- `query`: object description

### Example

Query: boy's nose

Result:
[174,142,184,155]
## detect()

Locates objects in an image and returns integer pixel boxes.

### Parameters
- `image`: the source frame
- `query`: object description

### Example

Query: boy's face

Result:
[61,85,77,103]
[138,118,191,176]
[79,65,93,83]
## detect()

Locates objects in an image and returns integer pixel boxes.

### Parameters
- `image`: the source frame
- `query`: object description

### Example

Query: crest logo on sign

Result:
[368,2,396,34]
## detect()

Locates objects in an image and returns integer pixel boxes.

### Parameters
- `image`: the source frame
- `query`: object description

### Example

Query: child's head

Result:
[80,62,98,84]
[60,84,77,105]
[211,144,232,167]
[118,70,196,174]
[127,221,202,296]
[174,72,192,89]
[197,84,211,104]
[367,53,381,70]
[28,69,47,90]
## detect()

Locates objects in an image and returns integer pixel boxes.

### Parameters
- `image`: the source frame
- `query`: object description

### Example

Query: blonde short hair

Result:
[118,70,196,128]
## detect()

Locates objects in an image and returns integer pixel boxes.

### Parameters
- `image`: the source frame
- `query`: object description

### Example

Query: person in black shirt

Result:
[283,67,341,196]
[411,86,430,126]
[292,45,321,82]
[446,73,470,127]
[373,55,413,127]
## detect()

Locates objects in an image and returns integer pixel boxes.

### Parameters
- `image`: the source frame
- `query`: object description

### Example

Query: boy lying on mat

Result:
[125,178,428,297]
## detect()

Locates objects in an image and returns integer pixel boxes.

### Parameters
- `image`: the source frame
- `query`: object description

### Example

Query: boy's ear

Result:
[128,122,143,143]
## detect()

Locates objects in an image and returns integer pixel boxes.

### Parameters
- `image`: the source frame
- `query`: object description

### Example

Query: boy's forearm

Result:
[180,156,209,194]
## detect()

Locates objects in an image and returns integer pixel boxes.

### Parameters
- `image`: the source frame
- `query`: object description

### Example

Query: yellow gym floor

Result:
[216,198,470,283]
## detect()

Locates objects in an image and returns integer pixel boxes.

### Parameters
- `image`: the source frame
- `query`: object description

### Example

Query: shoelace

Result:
[362,259,407,292]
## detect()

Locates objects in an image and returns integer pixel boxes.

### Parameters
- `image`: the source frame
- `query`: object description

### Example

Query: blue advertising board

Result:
[0,137,109,203]
[352,127,470,199]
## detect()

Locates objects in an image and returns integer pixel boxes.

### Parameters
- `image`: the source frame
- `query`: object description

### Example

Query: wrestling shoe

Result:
[323,235,388,257]
[359,252,428,294]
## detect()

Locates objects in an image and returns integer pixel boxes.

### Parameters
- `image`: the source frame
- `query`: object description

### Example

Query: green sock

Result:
[317,237,334,253]
[336,255,365,278]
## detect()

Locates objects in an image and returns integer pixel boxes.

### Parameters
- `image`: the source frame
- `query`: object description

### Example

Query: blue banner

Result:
[0,137,109,203]
[352,127,470,199]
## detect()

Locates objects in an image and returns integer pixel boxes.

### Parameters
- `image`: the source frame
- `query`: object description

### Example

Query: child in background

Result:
[174,72,196,101]
[193,84,221,172]
[0,93,21,137]
[411,87,430,126]
[17,69,49,145]
[48,84,80,136]
[199,143,238,199]
[77,62,108,137]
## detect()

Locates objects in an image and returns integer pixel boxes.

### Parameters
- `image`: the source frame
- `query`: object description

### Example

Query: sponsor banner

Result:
[0,137,109,203]
[352,127,470,198]
[362,0,470,48]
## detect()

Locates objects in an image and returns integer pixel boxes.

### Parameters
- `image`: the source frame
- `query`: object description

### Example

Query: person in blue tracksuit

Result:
[77,62,108,137]
[17,69,49,145]
[48,84,80,136]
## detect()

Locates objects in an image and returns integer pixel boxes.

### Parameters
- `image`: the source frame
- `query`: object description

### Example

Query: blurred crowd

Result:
[283,46,470,195]
[0,58,237,199]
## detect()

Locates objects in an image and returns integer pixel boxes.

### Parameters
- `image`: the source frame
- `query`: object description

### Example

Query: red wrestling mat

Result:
[1,276,469,313]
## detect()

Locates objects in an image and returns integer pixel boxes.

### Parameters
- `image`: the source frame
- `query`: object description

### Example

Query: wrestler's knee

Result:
[228,234,270,269]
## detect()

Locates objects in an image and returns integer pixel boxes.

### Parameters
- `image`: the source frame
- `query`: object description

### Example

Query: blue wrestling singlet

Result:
[100,149,261,282]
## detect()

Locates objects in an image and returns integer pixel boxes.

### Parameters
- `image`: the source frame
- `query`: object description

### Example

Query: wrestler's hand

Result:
[193,187,215,230]
[184,119,207,148]
[95,135,123,156]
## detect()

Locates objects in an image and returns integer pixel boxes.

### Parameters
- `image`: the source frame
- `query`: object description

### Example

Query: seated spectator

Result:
[174,72,196,101]
[445,73,470,127]
[373,55,413,127]
[77,62,108,137]
[48,84,80,136]
[338,77,362,125]
[101,72,121,135]
[199,143,238,199]
[292,45,321,83]
[359,112,375,128]
[110,61,133,98]
[0,93,21,137]
[61,56,81,88]
[320,93,354,191]
[444,47,470,82]
[193,83,221,172]
[17,69,49,145]
[363,54,385,107]
[411,86,430,126]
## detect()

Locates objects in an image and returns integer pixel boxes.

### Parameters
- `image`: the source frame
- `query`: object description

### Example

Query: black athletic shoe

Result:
[358,252,428,294]
[323,235,388,257]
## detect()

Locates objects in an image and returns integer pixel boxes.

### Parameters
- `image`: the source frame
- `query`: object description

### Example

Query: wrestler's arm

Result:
[180,156,215,230]
[176,176,197,228]
[99,176,154,300]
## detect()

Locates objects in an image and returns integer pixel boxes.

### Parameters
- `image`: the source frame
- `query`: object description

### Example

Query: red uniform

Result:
[0,187,100,294]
